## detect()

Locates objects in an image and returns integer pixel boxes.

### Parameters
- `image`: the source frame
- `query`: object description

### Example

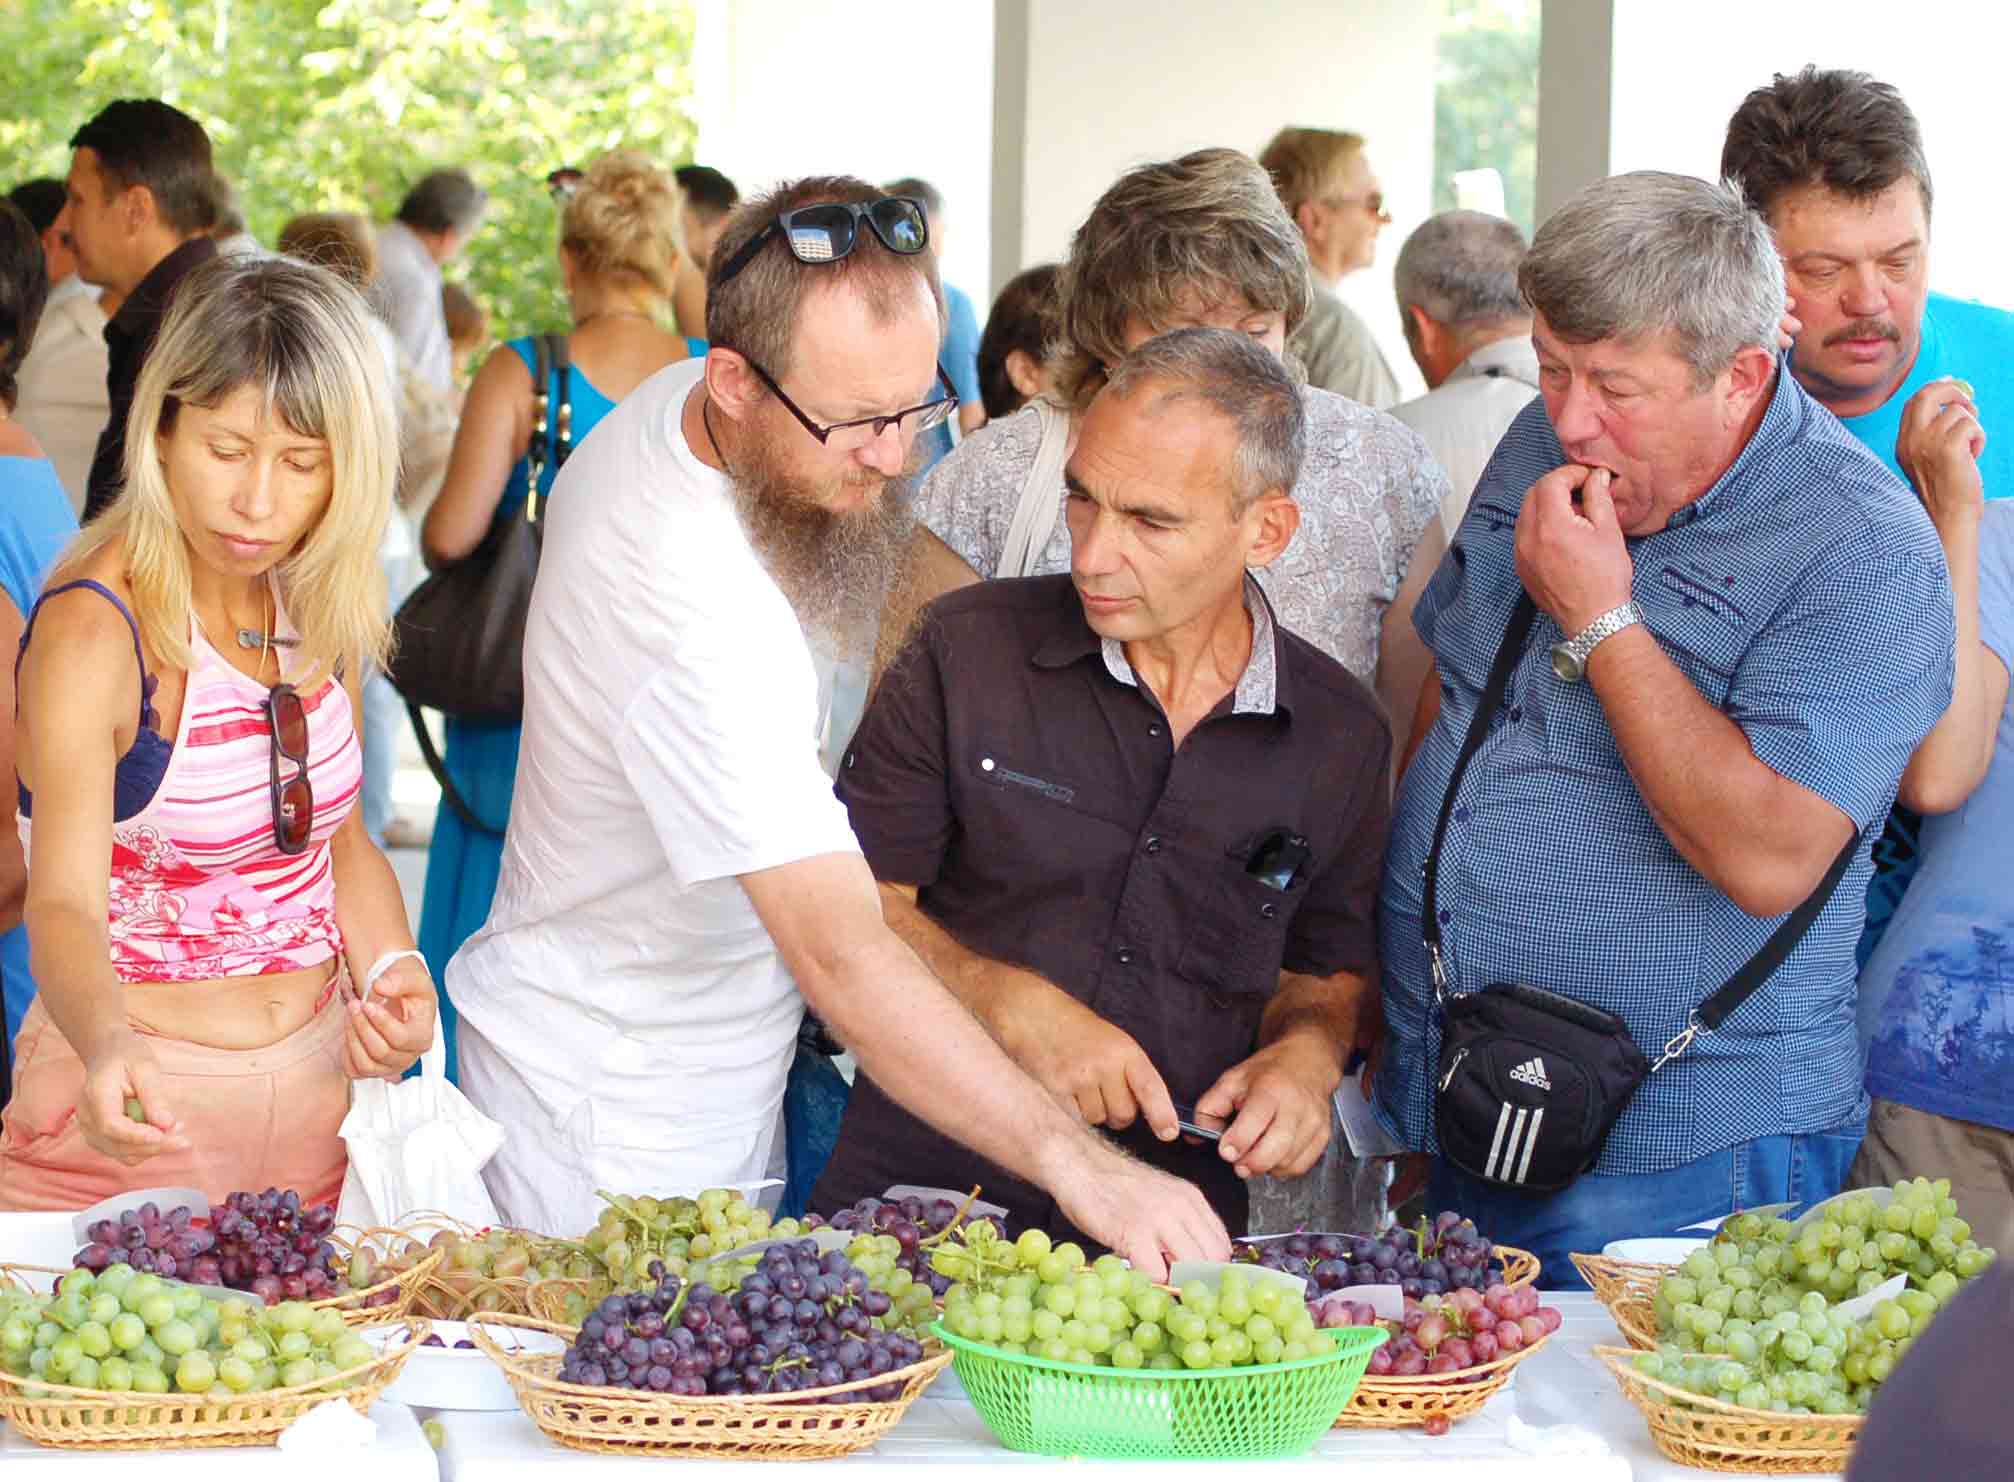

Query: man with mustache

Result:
[1374,173,1954,1283]
[812,329,1393,1242]
[443,176,1228,1276]
[1721,68,2014,973]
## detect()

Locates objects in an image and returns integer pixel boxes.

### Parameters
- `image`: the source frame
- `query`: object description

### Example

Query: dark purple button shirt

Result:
[810,574,1391,1240]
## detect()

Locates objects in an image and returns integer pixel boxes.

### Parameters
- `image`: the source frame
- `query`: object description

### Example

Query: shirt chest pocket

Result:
[1543,571,1747,773]
[1173,845,1299,1004]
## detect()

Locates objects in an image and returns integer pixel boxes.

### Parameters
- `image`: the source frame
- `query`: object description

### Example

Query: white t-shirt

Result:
[446,357,861,1233]
[370,223,451,392]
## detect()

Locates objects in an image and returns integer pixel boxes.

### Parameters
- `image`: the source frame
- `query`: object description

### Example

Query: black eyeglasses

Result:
[714,197,930,290]
[267,684,313,856]
[741,355,958,450]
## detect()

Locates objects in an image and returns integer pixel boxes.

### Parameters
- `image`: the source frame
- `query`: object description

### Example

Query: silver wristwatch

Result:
[1550,601,1644,683]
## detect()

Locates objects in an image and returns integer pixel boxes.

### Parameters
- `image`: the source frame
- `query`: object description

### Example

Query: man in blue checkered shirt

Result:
[1373,173,1956,1286]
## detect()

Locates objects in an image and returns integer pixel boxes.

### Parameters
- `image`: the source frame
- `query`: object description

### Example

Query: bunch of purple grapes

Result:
[1238,1211,1500,1300]
[209,1189,346,1304]
[806,1194,1002,1300]
[74,1201,217,1284]
[560,1244,926,1400]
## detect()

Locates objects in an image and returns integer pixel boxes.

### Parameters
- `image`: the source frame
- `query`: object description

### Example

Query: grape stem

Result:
[915,1187,985,1252]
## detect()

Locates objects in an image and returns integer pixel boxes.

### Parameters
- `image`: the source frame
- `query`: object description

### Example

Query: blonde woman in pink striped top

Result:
[0,256,436,1213]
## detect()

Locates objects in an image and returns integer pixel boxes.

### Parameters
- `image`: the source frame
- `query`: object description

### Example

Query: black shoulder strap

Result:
[1422,594,1861,1064]
[1422,593,1537,990]
[526,333,555,495]
[545,332,574,471]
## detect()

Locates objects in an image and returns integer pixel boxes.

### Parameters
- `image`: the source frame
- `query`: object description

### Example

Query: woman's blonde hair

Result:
[1054,148,1314,409]
[53,255,394,685]
[1257,127,1367,218]
[561,151,682,299]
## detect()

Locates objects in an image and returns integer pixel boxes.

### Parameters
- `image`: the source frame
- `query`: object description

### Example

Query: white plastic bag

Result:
[337,1024,503,1228]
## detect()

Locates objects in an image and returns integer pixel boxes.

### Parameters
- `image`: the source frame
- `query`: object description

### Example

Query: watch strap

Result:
[1565,601,1645,664]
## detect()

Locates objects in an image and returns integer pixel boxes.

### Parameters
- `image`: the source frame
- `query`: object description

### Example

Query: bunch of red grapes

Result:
[73,1188,347,1305]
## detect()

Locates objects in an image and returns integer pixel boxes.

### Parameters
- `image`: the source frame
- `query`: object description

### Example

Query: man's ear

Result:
[1244,490,1300,568]
[704,348,764,422]
[123,183,154,236]
[1005,347,1045,401]
[1723,343,1777,425]
[1294,199,1323,246]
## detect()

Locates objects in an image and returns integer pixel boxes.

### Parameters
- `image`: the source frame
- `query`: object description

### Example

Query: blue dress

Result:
[415,338,619,1080]
[0,456,79,1058]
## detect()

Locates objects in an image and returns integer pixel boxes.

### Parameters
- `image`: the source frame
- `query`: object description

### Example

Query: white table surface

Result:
[0,1401,440,1479]
[423,1292,1860,1481]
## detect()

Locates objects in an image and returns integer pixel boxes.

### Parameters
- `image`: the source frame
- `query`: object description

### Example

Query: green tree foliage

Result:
[1433,0,1539,235]
[0,0,696,343]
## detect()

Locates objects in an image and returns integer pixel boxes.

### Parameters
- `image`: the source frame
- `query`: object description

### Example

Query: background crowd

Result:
[0,55,2008,1294]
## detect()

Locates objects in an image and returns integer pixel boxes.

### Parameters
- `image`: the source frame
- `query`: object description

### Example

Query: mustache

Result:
[1823,319,1901,347]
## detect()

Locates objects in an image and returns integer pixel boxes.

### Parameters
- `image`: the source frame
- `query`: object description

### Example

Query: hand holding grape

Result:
[77,1029,188,1165]
[342,957,437,1079]
[1043,1141,1229,1283]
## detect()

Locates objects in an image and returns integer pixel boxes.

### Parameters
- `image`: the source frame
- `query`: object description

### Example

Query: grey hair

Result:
[1518,172,1785,386]
[1100,327,1305,512]
[1395,211,1529,329]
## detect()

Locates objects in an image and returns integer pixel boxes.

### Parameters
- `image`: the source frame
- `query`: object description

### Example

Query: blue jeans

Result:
[1429,1120,1866,1289]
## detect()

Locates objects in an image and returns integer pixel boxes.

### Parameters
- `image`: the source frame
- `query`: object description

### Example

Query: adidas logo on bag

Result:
[1508,1056,1552,1092]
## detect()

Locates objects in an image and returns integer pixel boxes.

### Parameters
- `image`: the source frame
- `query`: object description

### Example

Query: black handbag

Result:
[1424,595,1856,1194]
[389,333,573,835]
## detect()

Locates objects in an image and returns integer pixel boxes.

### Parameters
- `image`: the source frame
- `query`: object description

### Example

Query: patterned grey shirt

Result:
[915,388,1450,684]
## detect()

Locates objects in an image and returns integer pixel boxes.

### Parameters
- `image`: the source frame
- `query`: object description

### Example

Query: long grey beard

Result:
[728,467,917,663]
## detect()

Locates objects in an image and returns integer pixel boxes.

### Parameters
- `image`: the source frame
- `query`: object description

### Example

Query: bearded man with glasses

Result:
[443,176,1229,1274]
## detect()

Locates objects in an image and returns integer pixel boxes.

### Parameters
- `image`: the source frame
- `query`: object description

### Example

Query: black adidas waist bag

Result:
[1424,596,1856,1195]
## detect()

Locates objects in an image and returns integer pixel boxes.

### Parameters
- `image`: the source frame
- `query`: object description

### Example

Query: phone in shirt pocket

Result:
[1174,827,1308,1001]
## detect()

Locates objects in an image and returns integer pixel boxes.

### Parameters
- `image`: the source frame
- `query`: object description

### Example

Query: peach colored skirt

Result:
[0,974,350,1212]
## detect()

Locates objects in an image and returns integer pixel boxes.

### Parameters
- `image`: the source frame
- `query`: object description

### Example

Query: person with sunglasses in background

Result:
[0,255,435,1210]
[443,176,1229,1277]
[811,328,1393,1244]
[1259,127,1402,412]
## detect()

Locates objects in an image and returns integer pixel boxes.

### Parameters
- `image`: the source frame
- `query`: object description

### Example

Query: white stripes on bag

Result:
[1483,1101,1545,1183]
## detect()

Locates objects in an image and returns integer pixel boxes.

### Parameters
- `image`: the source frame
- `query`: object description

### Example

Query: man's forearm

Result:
[1587,626,1851,914]
[1900,516,1998,811]
[1258,969,1366,1088]
[876,881,1015,1031]
[801,924,1088,1192]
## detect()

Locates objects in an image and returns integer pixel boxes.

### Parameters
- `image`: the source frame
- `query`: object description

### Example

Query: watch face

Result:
[1550,643,1584,683]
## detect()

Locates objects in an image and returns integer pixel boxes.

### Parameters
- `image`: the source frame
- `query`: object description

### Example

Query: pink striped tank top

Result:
[19,581,362,983]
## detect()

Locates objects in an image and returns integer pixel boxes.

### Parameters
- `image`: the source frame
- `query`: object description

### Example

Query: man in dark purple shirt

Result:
[812,329,1393,1240]
[56,99,219,521]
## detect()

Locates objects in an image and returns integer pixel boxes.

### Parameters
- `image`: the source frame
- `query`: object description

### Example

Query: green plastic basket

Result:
[932,1322,1387,1459]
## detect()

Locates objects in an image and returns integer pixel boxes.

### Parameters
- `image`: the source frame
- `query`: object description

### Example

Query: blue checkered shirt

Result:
[1376,368,1956,1174]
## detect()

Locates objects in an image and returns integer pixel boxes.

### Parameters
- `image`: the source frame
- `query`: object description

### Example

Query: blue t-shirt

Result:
[1376,370,1955,1174]
[1859,499,2014,1132]
[1832,292,2014,502]
[1836,294,2014,968]
[913,281,983,479]
[0,456,80,1052]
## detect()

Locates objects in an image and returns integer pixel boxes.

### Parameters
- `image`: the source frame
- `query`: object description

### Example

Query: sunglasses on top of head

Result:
[713,196,930,290]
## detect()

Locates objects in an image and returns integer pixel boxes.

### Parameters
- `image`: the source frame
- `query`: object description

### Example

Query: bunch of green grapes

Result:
[938,1229,1336,1370]
[1637,1287,1936,1416]
[838,1231,940,1332]
[1,1266,375,1397]
[581,1188,807,1290]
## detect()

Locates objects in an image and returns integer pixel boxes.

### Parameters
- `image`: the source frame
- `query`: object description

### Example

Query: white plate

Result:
[370,1318,566,1410]
[1601,1237,1707,1264]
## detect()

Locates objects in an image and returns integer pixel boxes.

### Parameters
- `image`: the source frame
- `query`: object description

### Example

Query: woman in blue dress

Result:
[0,201,81,1078]
[417,154,691,1076]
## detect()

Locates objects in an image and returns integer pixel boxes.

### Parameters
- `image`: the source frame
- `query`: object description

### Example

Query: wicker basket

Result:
[1335,1329,1552,1429]
[0,1320,428,1450]
[527,1277,602,1329]
[1571,1253,1668,1350]
[469,1313,953,1460]
[319,1227,443,1326]
[1595,1345,1860,1473]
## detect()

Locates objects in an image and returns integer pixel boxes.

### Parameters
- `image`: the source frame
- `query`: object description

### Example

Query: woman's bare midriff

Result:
[122,960,339,1051]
